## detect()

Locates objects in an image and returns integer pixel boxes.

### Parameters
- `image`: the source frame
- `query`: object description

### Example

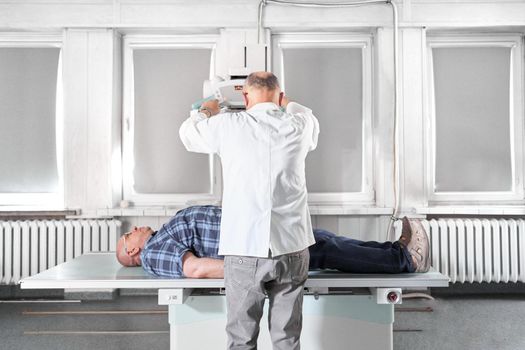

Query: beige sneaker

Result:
[406,220,430,273]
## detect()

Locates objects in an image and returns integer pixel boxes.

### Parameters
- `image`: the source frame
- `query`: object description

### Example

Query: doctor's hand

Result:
[200,99,220,118]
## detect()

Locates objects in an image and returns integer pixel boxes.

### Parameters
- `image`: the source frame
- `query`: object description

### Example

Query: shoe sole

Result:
[398,217,412,247]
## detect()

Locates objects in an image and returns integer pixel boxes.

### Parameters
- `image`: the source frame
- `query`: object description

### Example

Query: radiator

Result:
[0,220,121,285]
[420,219,525,283]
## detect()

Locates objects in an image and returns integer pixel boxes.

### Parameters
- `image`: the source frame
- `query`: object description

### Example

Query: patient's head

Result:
[116,226,154,267]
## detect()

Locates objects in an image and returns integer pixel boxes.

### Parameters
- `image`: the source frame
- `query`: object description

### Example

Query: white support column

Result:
[63,29,121,214]
[374,27,395,210]
[399,27,426,211]
[63,29,89,211]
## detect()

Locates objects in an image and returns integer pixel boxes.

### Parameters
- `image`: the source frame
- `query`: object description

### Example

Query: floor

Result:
[394,292,525,350]
[1,285,525,350]
[0,288,169,350]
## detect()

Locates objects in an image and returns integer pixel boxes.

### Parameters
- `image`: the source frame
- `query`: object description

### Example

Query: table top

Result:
[20,252,449,290]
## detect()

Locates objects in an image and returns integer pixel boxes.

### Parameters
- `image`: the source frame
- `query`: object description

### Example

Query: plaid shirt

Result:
[140,205,222,278]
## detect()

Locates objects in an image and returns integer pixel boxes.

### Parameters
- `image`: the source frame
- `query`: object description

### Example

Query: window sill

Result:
[0,207,80,219]
[97,205,394,217]
[309,206,393,215]
[96,206,187,217]
[416,206,525,216]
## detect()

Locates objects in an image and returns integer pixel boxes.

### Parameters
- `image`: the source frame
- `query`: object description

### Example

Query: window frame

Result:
[424,34,524,203]
[0,33,64,208]
[272,32,375,205]
[122,34,221,206]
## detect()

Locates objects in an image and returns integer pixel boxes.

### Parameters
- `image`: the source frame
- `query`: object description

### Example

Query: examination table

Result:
[20,252,449,350]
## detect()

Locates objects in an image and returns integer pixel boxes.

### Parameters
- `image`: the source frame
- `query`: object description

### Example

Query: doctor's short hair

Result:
[245,72,280,91]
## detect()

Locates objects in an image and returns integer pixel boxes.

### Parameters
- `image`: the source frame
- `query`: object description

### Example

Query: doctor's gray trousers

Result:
[224,249,310,350]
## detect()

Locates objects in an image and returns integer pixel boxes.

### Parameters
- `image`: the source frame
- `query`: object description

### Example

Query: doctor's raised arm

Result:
[286,99,320,152]
[179,98,223,154]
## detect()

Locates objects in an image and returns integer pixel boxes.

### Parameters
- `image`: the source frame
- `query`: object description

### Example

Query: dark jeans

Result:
[308,229,415,274]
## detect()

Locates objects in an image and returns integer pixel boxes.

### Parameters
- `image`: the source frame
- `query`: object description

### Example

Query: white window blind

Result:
[123,35,219,205]
[0,47,61,194]
[432,47,512,192]
[426,35,524,202]
[282,47,363,193]
[132,48,212,194]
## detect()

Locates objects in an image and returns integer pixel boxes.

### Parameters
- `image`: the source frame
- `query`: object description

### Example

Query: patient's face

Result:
[129,226,154,239]
[116,226,154,267]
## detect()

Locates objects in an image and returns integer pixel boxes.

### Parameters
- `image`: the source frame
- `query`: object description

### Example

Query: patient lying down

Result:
[116,206,430,278]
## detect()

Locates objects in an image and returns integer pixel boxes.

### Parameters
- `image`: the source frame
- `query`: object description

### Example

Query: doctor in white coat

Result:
[179,71,319,350]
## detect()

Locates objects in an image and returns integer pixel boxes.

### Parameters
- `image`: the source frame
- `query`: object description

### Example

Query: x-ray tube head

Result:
[192,76,246,111]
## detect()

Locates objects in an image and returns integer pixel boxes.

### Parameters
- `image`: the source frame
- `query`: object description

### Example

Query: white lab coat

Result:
[179,102,319,257]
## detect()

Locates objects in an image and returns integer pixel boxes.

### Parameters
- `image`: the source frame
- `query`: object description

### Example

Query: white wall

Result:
[1,0,524,240]
[2,0,525,29]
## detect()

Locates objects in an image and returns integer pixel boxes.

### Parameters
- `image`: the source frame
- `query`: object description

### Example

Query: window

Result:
[426,35,524,202]
[0,34,63,207]
[272,33,374,205]
[122,35,220,205]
